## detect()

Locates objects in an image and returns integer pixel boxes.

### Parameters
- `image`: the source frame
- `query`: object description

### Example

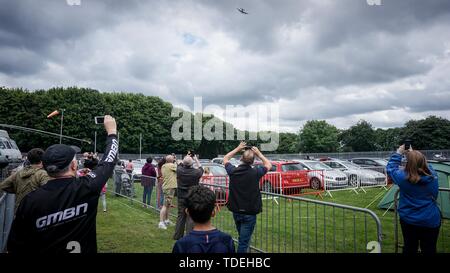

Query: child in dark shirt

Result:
[172,185,235,253]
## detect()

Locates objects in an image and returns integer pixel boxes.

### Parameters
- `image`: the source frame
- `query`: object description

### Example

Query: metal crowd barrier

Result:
[0,167,16,253]
[200,182,383,253]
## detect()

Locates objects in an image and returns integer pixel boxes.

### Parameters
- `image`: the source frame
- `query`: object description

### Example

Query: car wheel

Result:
[262,181,274,193]
[349,175,358,187]
[310,177,321,190]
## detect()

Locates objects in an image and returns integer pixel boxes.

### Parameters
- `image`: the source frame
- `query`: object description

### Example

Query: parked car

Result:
[294,160,348,190]
[350,158,387,174]
[0,130,22,169]
[131,160,145,181]
[211,157,240,166]
[201,162,229,204]
[322,160,386,187]
[433,153,447,161]
[254,161,312,193]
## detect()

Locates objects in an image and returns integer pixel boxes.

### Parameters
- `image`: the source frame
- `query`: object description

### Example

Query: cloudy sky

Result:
[1,0,450,133]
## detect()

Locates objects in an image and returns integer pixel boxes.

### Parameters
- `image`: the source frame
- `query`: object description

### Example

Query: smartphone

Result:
[95,116,105,124]
[404,139,412,150]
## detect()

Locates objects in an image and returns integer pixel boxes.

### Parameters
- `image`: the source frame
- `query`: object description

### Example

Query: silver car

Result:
[322,160,387,187]
[294,160,348,189]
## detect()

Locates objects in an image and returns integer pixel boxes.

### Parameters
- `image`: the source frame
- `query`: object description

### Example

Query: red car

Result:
[255,161,311,193]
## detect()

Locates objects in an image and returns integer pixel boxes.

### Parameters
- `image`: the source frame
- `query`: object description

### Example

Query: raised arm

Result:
[223,142,246,165]
[251,147,272,171]
[386,144,408,185]
[85,115,119,193]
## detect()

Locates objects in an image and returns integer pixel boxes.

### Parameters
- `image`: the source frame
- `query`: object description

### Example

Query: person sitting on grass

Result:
[172,185,235,253]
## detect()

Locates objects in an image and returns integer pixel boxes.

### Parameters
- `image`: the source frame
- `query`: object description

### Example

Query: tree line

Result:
[1,87,449,157]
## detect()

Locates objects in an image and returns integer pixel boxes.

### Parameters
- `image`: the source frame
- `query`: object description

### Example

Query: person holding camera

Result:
[223,142,272,253]
[386,144,440,254]
[7,115,118,253]
[173,151,204,240]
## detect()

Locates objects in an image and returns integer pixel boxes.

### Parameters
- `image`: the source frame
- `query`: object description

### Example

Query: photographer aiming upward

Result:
[173,151,204,240]
[7,115,118,253]
[223,142,272,253]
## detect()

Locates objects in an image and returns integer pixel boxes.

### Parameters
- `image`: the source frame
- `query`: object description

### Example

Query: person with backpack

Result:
[172,185,235,253]
[386,144,441,254]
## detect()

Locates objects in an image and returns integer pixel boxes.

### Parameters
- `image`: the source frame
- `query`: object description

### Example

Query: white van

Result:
[0,130,22,168]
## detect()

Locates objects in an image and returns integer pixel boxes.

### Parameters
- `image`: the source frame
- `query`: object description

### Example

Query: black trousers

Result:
[400,219,440,254]
[173,189,194,240]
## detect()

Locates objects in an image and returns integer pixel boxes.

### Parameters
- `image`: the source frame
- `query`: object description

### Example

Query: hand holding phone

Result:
[95,116,105,124]
[404,139,412,150]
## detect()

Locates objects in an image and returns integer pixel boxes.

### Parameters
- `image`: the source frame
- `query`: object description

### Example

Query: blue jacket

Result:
[386,153,441,228]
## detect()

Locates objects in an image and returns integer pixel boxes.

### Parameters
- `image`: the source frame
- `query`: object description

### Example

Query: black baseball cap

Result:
[42,144,77,173]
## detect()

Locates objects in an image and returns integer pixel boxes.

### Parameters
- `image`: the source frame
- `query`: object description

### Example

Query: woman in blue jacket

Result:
[386,145,441,254]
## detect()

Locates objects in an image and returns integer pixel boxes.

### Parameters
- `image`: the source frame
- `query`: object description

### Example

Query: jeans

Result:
[233,213,257,253]
[143,184,154,205]
[114,182,121,196]
[400,219,440,254]
[100,193,107,211]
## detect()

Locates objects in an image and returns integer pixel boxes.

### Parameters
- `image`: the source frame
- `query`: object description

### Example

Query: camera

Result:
[404,139,412,150]
[187,150,195,157]
[243,145,253,150]
[94,116,105,124]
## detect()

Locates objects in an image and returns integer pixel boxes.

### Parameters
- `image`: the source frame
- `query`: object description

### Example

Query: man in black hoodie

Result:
[7,115,118,253]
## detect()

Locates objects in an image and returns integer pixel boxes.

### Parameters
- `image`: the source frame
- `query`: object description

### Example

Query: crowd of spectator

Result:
[0,116,442,254]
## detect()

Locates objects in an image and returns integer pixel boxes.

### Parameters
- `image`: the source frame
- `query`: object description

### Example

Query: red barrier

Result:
[201,175,229,206]
[259,170,325,197]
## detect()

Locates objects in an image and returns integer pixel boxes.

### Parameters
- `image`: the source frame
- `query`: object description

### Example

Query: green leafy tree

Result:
[400,116,450,150]
[298,120,339,153]
[339,120,376,152]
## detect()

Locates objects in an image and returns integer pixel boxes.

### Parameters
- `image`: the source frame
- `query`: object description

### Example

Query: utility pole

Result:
[59,109,65,144]
[139,133,142,160]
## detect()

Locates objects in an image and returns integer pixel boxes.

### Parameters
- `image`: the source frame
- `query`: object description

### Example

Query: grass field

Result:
[96,182,450,253]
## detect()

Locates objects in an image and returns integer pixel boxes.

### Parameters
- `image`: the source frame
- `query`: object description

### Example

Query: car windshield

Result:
[230,158,240,165]
[0,141,6,149]
[204,165,227,176]
[304,161,332,170]
[281,163,304,172]
[374,159,388,165]
[133,162,144,169]
[339,161,361,169]
[10,140,19,150]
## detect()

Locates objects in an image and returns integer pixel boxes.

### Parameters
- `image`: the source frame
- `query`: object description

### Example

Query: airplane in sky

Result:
[237,8,249,14]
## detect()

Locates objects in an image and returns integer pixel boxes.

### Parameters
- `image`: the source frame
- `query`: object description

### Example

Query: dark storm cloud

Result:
[0,0,449,129]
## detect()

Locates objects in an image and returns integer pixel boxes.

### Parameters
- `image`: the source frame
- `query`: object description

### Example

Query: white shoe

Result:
[164,220,173,226]
[158,222,167,229]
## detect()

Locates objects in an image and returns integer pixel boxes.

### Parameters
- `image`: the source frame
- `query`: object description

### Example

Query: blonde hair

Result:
[405,150,432,184]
